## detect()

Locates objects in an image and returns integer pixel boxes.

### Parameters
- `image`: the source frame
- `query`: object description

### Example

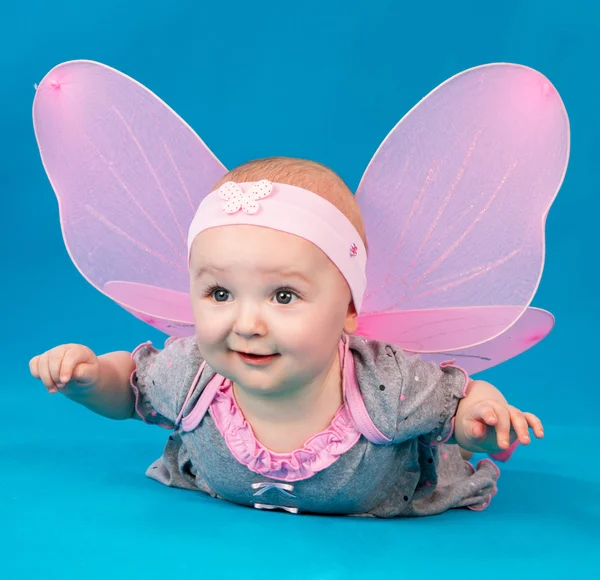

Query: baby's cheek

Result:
[190,299,204,327]
[282,314,341,358]
[194,303,229,339]
[194,320,224,354]
[195,326,222,350]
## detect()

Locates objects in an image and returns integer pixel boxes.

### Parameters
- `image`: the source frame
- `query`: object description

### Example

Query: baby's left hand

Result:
[461,400,544,452]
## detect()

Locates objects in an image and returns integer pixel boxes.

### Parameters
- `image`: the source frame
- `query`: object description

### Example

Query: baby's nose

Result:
[233,303,266,338]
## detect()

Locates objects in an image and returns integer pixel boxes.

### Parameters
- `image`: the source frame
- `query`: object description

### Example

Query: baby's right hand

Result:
[29,344,100,394]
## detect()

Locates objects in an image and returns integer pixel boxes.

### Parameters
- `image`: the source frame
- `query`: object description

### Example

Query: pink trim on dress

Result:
[180,371,224,431]
[209,382,361,482]
[342,337,391,444]
[174,360,208,428]
[440,359,470,398]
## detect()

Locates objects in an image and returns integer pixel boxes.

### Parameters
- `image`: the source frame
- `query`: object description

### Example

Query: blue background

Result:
[2,0,598,578]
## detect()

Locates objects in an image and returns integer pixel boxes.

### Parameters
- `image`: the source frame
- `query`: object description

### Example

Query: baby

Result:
[30,157,544,517]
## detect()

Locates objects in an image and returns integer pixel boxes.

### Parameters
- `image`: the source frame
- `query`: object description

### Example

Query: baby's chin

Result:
[230,364,308,395]
[233,381,289,396]
[228,365,289,394]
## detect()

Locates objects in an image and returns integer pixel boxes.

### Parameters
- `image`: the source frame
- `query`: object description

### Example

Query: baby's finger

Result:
[465,415,488,443]
[61,347,94,385]
[48,347,69,387]
[37,354,59,394]
[477,403,498,427]
[524,413,545,438]
[56,347,82,385]
[470,421,487,439]
[493,404,512,449]
[29,356,41,379]
[509,408,531,445]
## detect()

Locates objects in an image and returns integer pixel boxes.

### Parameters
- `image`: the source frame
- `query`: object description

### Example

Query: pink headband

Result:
[187,180,367,312]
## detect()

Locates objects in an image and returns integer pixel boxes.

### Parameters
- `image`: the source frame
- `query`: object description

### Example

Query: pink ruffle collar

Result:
[209,381,361,482]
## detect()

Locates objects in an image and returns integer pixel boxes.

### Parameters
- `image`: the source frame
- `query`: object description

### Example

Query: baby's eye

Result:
[210,287,232,302]
[273,289,299,305]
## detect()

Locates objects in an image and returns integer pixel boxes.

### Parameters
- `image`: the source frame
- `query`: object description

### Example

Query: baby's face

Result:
[189,225,356,393]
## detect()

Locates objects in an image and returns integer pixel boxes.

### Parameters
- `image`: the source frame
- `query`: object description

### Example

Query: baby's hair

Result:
[213,157,368,249]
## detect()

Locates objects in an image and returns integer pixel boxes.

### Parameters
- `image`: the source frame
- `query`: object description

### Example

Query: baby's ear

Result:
[344,301,358,334]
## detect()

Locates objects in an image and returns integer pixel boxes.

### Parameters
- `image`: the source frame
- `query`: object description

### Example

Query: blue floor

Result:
[3,1,599,578]
[2,385,597,579]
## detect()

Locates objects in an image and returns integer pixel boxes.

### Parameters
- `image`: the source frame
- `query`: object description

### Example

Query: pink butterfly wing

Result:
[104,281,195,337]
[415,307,554,375]
[357,305,553,373]
[356,63,569,354]
[33,60,227,330]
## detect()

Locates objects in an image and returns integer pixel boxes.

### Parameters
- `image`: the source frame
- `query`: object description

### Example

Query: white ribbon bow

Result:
[251,482,298,514]
[251,481,296,498]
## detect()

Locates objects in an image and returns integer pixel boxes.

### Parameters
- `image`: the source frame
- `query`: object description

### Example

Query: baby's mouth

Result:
[233,350,280,366]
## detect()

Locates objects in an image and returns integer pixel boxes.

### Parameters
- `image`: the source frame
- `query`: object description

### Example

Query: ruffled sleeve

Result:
[391,352,469,446]
[130,336,204,429]
[350,337,469,446]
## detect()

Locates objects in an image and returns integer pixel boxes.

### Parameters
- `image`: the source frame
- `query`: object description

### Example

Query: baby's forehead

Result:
[191,225,332,271]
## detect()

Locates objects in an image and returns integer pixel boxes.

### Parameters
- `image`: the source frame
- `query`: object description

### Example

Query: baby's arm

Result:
[29,345,136,420]
[450,379,544,454]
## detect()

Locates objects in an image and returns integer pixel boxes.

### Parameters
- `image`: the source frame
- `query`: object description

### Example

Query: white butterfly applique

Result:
[218,179,273,214]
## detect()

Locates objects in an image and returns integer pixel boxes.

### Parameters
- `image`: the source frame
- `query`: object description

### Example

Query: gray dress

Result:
[130,335,499,517]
